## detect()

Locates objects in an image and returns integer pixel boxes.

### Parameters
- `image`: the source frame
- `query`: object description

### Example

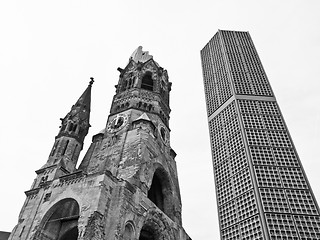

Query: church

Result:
[8,47,191,240]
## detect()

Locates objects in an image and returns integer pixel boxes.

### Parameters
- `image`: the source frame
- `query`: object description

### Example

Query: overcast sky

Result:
[0,1,320,239]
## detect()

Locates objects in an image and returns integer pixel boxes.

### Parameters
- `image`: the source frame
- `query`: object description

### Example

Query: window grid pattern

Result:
[219,189,259,230]
[201,33,233,115]
[239,215,263,240]
[254,166,283,188]
[221,215,263,240]
[238,98,319,236]
[220,200,238,229]
[294,215,320,240]
[250,146,275,166]
[273,148,299,167]
[236,190,259,221]
[279,168,308,189]
[214,149,248,185]
[238,99,301,169]
[286,190,318,215]
[221,225,240,240]
[217,178,234,205]
[266,214,299,240]
[260,188,290,213]
[221,31,274,97]
[209,101,239,166]
[208,100,260,233]
[202,30,320,240]
[230,149,248,175]
[233,168,253,197]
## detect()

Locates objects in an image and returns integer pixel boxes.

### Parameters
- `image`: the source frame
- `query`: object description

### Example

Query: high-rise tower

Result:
[201,30,320,240]
[9,47,191,240]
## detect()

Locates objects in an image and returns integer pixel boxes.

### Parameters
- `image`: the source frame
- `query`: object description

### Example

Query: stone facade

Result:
[9,47,191,240]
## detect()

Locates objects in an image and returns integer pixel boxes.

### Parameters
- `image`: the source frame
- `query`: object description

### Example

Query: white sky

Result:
[0,1,320,239]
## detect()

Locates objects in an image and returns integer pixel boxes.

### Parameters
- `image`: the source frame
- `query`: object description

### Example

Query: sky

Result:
[0,0,320,239]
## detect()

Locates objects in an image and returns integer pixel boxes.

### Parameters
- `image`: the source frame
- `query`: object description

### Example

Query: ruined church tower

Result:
[9,47,191,240]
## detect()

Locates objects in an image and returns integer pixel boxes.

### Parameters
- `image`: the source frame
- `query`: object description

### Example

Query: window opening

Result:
[68,123,74,132]
[51,140,59,156]
[71,144,78,161]
[62,140,69,156]
[148,174,164,211]
[139,226,156,240]
[141,73,153,91]
[59,227,78,240]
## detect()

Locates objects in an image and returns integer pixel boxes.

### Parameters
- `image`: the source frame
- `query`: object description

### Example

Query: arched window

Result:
[141,72,153,91]
[39,198,79,240]
[68,122,74,132]
[122,79,128,91]
[128,78,133,89]
[147,168,173,219]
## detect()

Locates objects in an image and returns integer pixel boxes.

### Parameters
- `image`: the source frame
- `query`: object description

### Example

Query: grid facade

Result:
[201,30,320,240]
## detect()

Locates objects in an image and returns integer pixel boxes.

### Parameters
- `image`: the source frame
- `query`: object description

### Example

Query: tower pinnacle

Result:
[89,77,94,86]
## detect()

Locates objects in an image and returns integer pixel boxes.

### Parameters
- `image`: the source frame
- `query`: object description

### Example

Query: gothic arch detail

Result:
[138,209,174,240]
[36,198,80,240]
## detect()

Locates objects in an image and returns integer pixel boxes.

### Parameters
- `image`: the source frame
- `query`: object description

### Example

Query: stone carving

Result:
[83,211,106,240]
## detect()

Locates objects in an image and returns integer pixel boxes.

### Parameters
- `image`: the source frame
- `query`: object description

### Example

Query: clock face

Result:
[107,114,128,133]
[158,124,169,145]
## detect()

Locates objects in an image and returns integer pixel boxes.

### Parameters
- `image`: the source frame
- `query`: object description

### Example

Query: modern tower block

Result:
[201,30,320,240]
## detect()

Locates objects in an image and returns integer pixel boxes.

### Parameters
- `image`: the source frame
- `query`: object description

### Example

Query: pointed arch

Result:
[38,198,80,240]
[147,167,174,220]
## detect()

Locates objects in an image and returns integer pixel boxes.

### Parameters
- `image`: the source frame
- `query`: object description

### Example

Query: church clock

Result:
[158,124,170,145]
[107,113,128,133]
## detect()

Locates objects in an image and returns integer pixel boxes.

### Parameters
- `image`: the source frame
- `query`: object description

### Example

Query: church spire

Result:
[45,78,94,172]
[57,78,93,144]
